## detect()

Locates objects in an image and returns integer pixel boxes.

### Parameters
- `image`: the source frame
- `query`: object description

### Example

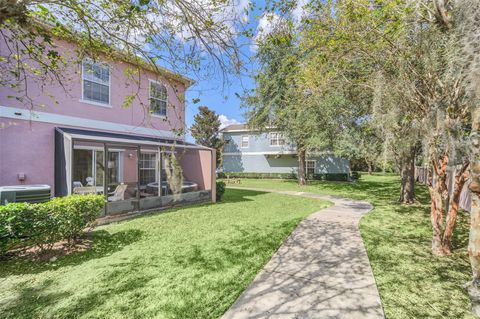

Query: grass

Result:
[232,175,474,319]
[0,189,328,319]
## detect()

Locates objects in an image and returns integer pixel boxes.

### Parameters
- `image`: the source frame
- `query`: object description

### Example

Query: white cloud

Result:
[292,0,308,23]
[157,0,250,45]
[250,12,282,52]
[219,114,241,129]
[234,0,250,24]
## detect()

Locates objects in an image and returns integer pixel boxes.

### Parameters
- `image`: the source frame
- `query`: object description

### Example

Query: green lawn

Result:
[232,175,474,319]
[0,189,327,319]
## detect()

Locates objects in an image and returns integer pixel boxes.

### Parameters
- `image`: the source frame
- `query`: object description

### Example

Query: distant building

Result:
[220,124,349,175]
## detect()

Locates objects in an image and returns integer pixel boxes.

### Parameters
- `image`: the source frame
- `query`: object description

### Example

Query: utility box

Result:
[0,185,51,205]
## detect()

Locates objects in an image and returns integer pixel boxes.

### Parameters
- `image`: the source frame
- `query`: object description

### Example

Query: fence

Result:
[415,166,472,213]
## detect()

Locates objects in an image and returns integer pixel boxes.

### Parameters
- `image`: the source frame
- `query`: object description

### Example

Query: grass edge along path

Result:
[0,189,328,319]
[228,175,473,319]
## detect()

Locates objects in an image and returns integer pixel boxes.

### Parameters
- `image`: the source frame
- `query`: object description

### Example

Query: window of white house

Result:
[241,135,249,148]
[139,153,157,185]
[270,132,285,146]
[306,160,316,175]
[82,59,110,105]
[150,81,168,117]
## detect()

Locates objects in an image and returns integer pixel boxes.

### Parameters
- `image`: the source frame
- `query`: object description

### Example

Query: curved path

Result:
[222,188,385,319]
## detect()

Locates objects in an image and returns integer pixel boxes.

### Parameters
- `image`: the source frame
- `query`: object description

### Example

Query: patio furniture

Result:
[108,184,128,202]
[86,177,94,186]
[140,191,154,198]
[73,181,83,188]
[225,175,241,184]
[73,186,97,195]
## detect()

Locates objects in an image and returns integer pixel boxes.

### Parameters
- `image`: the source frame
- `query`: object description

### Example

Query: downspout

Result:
[212,148,216,203]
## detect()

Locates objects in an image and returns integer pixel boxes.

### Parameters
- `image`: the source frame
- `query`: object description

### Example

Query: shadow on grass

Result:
[169,220,302,318]
[216,188,270,204]
[1,261,154,319]
[0,228,144,277]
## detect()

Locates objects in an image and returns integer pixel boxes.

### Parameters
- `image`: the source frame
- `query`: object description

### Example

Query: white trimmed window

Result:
[139,153,157,185]
[270,132,285,146]
[82,59,110,105]
[306,160,316,175]
[241,135,249,148]
[150,81,168,117]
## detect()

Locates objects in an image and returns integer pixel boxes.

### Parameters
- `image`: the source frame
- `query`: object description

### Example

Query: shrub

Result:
[220,172,297,180]
[0,195,104,255]
[324,173,349,181]
[219,172,349,181]
[45,195,104,244]
[216,181,226,201]
[351,171,361,180]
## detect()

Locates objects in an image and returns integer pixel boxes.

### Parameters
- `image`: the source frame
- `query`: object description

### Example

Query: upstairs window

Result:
[241,135,249,148]
[150,81,168,117]
[82,59,110,105]
[270,132,285,146]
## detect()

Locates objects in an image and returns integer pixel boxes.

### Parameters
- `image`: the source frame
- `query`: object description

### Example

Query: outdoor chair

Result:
[73,181,83,188]
[108,184,128,202]
[86,177,94,186]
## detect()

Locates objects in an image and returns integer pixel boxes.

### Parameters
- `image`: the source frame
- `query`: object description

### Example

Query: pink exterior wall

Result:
[0,37,187,133]
[0,36,190,192]
[180,149,214,191]
[122,151,138,184]
[0,120,57,187]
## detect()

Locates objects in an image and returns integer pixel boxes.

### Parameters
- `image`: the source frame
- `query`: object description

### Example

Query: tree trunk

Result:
[399,147,416,204]
[467,108,480,316]
[367,162,373,175]
[298,148,306,186]
[442,162,470,254]
[428,155,449,256]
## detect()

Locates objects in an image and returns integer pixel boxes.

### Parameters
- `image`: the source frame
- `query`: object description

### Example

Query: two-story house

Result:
[221,124,349,176]
[0,32,216,214]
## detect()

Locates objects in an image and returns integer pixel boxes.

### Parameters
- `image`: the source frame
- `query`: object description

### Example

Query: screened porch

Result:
[55,128,216,215]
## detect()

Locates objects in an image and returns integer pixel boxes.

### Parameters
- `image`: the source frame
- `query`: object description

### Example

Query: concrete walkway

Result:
[222,188,385,319]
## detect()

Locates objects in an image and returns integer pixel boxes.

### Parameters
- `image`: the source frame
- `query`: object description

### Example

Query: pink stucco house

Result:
[0,34,216,215]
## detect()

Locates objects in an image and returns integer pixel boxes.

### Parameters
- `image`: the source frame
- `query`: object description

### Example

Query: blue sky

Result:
[179,0,305,141]
[181,0,273,140]
[184,64,254,133]
[184,21,258,136]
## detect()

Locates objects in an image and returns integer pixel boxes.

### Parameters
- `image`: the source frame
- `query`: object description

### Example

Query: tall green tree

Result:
[334,120,384,175]
[245,23,321,185]
[190,106,224,167]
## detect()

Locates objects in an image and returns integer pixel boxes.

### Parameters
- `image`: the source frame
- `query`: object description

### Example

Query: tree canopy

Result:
[190,106,224,167]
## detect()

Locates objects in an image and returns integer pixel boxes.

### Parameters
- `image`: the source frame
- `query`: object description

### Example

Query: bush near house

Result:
[218,172,297,180]
[0,195,104,255]
[218,172,349,181]
[351,171,361,180]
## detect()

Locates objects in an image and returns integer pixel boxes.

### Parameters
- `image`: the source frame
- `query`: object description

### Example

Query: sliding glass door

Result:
[72,146,121,189]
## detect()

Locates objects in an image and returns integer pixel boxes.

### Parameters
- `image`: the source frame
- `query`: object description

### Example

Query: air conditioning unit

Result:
[0,185,51,205]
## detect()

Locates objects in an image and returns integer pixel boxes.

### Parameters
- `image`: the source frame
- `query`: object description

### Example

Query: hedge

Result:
[351,171,361,180]
[0,194,104,255]
[218,172,350,181]
[217,172,297,180]
[216,181,226,201]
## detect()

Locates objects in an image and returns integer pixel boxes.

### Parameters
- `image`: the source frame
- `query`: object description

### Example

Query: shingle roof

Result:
[221,124,248,132]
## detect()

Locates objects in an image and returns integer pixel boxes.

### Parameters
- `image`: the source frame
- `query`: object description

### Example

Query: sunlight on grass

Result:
[0,189,327,319]
[234,175,474,319]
